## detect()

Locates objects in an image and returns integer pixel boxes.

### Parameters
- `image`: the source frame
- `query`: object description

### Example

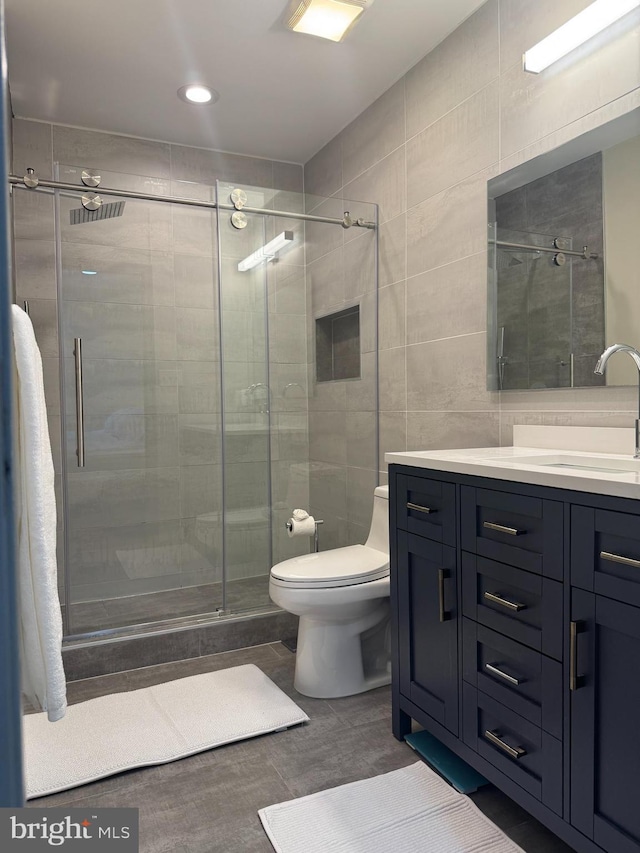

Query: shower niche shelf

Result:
[315,305,360,382]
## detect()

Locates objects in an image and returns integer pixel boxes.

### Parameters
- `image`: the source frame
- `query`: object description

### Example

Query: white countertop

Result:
[385,426,640,500]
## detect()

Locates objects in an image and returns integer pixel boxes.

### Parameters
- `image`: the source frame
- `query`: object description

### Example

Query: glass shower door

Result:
[216,180,310,613]
[58,166,223,636]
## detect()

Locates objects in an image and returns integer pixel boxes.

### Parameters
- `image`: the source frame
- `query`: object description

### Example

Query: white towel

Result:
[11,305,66,722]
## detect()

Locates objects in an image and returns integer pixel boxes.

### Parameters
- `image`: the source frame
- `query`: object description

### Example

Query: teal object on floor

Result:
[405,731,489,794]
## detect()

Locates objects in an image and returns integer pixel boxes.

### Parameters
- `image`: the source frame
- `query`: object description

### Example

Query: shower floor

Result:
[65,576,271,636]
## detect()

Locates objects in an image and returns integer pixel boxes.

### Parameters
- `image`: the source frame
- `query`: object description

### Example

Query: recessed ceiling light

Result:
[177,84,219,105]
[286,0,372,43]
[81,270,97,275]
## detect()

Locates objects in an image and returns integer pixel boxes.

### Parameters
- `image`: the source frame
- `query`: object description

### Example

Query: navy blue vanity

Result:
[389,445,640,853]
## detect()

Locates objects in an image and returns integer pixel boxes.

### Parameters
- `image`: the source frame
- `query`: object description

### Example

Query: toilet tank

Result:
[365,485,389,554]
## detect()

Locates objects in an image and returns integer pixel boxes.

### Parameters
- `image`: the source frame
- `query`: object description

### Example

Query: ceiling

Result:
[6,0,485,164]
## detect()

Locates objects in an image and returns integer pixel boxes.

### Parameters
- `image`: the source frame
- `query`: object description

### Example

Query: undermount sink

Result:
[505,454,640,475]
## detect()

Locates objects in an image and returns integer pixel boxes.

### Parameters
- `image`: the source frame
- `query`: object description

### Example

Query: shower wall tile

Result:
[405,0,499,139]
[53,125,172,178]
[309,411,348,465]
[304,134,343,198]
[378,281,405,351]
[272,161,304,193]
[305,199,345,265]
[378,214,406,289]
[171,206,217,258]
[346,411,377,471]
[346,467,377,531]
[378,347,406,413]
[343,231,376,301]
[177,361,221,414]
[69,413,180,472]
[343,147,405,226]
[170,145,274,189]
[13,239,57,300]
[269,262,306,316]
[26,298,58,359]
[13,188,55,241]
[407,81,499,209]
[174,253,217,310]
[269,313,307,365]
[179,464,223,519]
[61,244,175,307]
[341,79,405,186]
[62,302,177,361]
[308,247,344,314]
[176,307,218,362]
[346,352,377,413]
[406,252,487,344]
[178,415,222,466]
[12,118,53,179]
[224,461,269,510]
[68,467,181,529]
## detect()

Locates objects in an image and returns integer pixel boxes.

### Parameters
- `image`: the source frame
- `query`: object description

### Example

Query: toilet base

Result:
[293,601,391,699]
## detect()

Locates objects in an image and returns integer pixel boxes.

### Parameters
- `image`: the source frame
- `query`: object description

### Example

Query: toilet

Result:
[269,485,391,698]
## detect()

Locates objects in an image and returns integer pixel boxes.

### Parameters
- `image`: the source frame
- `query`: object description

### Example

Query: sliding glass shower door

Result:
[216,180,310,612]
[58,166,223,635]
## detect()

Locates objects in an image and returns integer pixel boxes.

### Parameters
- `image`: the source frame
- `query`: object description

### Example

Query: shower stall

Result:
[11,165,378,643]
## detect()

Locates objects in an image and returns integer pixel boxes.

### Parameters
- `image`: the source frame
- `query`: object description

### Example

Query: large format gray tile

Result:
[406,252,487,344]
[405,0,499,139]
[341,79,405,185]
[14,239,57,300]
[407,332,497,412]
[304,134,343,198]
[407,168,495,278]
[407,410,499,451]
[378,213,406,288]
[53,125,172,178]
[170,144,274,189]
[407,81,499,208]
[378,347,406,413]
[344,147,406,226]
[12,118,53,178]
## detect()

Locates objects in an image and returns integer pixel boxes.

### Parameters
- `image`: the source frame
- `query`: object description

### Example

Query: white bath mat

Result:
[24,664,308,799]
[259,761,525,853]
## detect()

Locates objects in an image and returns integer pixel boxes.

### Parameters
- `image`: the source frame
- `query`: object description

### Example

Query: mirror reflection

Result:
[488,112,640,390]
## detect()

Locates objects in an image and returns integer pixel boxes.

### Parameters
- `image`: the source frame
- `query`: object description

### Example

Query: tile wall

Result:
[304,0,640,473]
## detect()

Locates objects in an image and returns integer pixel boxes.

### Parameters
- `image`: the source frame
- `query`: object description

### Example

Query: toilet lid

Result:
[271,545,389,587]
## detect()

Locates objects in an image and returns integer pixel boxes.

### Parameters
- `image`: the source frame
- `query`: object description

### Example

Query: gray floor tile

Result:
[27,643,575,853]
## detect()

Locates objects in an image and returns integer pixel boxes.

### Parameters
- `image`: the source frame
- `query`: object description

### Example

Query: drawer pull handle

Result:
[485,663,521,686]
[407,502,436,515]
[483,521,525,536]
[600,550,640,569]
[438,568,450,622]
[483,591,526,612]
[570,620,585,691]
[484,730,526,760]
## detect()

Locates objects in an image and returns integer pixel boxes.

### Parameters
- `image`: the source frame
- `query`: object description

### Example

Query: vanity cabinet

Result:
[390,463,640,853]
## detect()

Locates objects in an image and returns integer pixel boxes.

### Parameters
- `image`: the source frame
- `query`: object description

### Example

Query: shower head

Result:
[69,200,126,225]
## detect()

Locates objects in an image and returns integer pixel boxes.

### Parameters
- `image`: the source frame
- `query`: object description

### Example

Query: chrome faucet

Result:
[594,343,640,458]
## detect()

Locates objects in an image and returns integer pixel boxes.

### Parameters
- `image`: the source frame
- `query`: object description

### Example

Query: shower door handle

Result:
[74,337,85,468]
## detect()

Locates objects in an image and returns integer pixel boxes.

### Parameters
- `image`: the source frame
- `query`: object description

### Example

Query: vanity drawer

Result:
[463,684,562,816]
[462,553,563,660]
[461,486,563,580]
[462,620,562,739]
[572,505,640,606]
[396,473,456,546]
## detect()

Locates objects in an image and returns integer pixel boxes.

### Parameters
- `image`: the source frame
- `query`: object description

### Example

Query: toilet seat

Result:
[270,544,389,589]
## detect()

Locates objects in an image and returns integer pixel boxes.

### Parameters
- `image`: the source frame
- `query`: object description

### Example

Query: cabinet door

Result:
[571,589,640,853]
[397,530,458,734]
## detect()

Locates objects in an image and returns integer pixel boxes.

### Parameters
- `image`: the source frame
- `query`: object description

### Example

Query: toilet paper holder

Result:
[285,518,324,552]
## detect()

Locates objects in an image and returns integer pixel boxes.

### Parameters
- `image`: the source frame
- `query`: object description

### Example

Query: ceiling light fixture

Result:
[285,0,371,43]
[523,0,640,73]
[177,84,219,105]
[81,270,97,275]
[238,232,294,272]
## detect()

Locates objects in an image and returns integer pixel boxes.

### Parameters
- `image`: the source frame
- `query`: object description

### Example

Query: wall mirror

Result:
[487,106,640,391]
